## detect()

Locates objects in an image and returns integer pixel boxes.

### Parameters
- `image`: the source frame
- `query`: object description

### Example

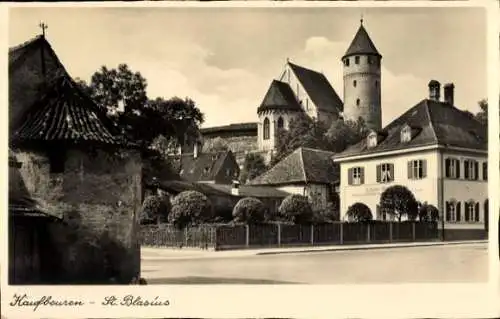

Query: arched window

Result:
[263,117,270,140]
[356,98,360,106]
[277,117,284,130]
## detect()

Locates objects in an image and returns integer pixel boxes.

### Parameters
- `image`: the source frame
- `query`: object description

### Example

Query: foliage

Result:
[140,193,171,224]
[278,194,314,224]
[169,191,213,229]
[232,197,267,224]
[142,148,180,185]
[346,202,373,222]
[312,201,340,223]
[203,137,229,153]
[325,117,369,153]
[240,153,268,183]
[418,202,439,222]
[379,185,419,222]
[474,99,488,127]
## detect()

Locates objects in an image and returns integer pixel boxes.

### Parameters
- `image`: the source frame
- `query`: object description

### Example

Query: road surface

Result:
[141,243,487,284]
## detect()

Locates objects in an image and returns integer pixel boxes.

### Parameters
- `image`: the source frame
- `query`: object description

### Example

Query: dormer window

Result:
[367,132,377,148]
[400,125,412,143]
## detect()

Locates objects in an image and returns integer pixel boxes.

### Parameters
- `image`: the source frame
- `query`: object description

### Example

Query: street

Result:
[141,243,488,284]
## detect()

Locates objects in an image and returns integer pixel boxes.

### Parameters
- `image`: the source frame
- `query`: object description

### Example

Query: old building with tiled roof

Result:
[249,147,339,209]
[8,33,142,284]
[333,81,488,238]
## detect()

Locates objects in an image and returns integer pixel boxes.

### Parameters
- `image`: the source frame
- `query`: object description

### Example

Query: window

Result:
[348,167,364,185]
[445,201,461,222]
[464,159,479,180]
[48,149,66,173]
[356,98,360,106]
[353,80,357,87]
[400,126,411,143]
[465,201,480,222]
[355,56,360,64]
[408,159,427,179]
[277,117,284,130]
[263,117,270,140]
[482,162,487,180]
[367,56,373,64]
[445,158,460,179]
[367,132,377,148]
[344,58,350,66]
[375,80,379,88]
[376,163,394,183]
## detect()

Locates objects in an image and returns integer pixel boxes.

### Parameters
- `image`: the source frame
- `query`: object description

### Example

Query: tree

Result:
[346,203,373,222]
[140,193,171,224]
[240,153,267,183]
[418,202,439,222]
[232,197,267,224]
[379,185,419,222]
[474,99,488,127]
[169,191,213,229]
[325,117,368,153]
[278,194,314,224]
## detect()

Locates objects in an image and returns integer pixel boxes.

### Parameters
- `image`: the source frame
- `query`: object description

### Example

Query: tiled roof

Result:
[257,80,303,113]
[343,23,381,58]
[174,150,237,182]
[12,75,130,146]
[200,122,258,136]
[207,184,289,198]
[288,62,344,113]
[335,99,487,159]
[249,147,339,185]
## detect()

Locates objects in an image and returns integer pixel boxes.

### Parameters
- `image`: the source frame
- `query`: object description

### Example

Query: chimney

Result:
[443,83,455,106]
[231,180,240,196]
[193,142,198,159]
[428,80,441,101]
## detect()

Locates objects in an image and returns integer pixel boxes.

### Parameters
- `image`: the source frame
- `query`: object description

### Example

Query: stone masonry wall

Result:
[15,147,142,284]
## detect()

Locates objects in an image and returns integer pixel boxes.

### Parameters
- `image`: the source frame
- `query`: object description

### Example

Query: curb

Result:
[255,240,487,256]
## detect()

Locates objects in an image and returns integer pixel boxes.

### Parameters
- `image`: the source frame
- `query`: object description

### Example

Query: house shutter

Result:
[360,167,365,185]
[474,161,479,180]
[483,163,488,180]
[456,202,461,222]
[376,165,381,183]
[475,202,480,222]
[407,161,413,179]
[455,160,460,179]
[445,158,450,177]
[422,160,428,178]
[464,203,470,221]
[348,168,353,185]
[389,164,394,181]
[445,202,450,221]
[464,160,469,179]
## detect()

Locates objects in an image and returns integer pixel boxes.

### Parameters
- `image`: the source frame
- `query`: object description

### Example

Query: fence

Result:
[140,221,439,250]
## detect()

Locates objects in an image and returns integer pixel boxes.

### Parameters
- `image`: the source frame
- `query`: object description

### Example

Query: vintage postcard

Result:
[1,1,499,318]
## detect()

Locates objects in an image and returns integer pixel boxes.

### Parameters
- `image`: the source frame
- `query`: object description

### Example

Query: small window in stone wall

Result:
[355,56,360,64]
[48,148,66,173]
[356,98,360,106]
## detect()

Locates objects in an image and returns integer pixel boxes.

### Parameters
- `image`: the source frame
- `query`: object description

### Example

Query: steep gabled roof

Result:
[257,80,303,113]
[12,75,129,146]
[175,150,238,182]
[335,99,487,159]
[249,147,338,186]
[343,23,381,59]
[287,62,344,113]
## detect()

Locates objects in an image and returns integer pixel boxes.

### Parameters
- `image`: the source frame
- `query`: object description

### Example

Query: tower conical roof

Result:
[343,22,381,59]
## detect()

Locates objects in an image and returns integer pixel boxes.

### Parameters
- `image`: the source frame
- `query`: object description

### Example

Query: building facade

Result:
[334,81,488,230]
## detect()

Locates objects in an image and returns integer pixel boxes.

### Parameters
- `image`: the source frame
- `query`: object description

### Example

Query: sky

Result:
[9,7,487,129]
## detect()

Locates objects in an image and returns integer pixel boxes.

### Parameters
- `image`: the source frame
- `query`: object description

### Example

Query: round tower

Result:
[342,19,382,131]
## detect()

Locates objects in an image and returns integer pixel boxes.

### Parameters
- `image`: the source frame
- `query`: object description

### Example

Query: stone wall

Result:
[15,147,142,284]
[203,135,258,168]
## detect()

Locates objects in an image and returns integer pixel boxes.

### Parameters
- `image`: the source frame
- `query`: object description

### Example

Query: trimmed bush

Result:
[169,191,213,229]
[232,197,267,224]
[418,203,439,222]
[380,185,418,221]
[346,202,373,222]
[278,194,314,224]
[140,193,171,224]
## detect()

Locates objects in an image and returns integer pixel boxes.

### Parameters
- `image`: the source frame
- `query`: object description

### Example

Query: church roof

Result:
[12,75,130,146]
[257,80,303,113]
[249,147,339,186]
[343,23,381,59]
[334,98,487,159]
[287,62,344,113]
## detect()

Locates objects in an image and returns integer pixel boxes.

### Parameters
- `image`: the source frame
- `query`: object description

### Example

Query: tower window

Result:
[367,56,373,64]
[263,117,270,140]
[344,58,350,66]
[277,116,284,130]
[356,98,360,106]
[353,80,357,87]
[355,56,360,64]
[375,80,379,88]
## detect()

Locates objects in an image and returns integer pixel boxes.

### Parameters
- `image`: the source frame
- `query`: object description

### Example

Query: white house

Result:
[333,81,488,230]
